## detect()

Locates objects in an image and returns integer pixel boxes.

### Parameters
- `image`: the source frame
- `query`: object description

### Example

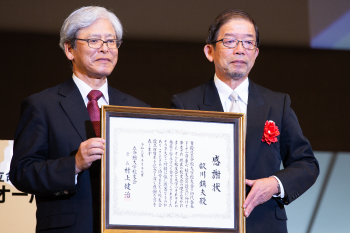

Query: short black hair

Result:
[206,9,260,48]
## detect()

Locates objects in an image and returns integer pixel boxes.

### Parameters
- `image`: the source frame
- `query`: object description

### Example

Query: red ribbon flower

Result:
[261,120,280,145]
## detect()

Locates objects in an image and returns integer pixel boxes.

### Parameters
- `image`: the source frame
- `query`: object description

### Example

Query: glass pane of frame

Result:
[101,106,246,233]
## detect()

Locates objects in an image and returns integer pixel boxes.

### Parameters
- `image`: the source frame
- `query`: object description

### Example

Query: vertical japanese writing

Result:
[132,146,137,184]
[174,140,178,207]
[153,139,157,207]
[158,140,162,207]
[148,139,151,157]
[125,138,213,210]
[169,140,173,207]
[179,140,184,207]
[124,152,131,199]
[141,143,144,177]
[212,155,221,193]
[199,162,207,205]
[190,141,195,208]
[184,141,189,208]
[163,140,168,207]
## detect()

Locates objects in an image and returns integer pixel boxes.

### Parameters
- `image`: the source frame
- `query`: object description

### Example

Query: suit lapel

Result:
[198,78,224,112]
[108,86,127,106]
[58,78,94,141]
[246,81,270,175]
[199,78,270,175]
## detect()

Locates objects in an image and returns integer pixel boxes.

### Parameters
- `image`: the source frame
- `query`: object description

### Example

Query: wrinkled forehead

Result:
[219,18,256,38]
[76,18,117,38]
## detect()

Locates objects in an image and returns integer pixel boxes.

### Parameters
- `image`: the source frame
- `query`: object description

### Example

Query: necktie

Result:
[229,90,242,113]
[87,90,103,137]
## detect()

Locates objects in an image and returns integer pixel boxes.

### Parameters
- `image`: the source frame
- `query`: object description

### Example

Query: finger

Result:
[87,148,105,156]
[243,186,256,208]
[244,179,256,207]
[82,138,105,149]
[80,144,104,157]
[75,138,105,173]
[86,141,105,150]
[88,137,105,144]
[244,190,260,217]
[88,154,102,162]
[243,180,261,214]
[246,179,255,186]
[244,202,256,217]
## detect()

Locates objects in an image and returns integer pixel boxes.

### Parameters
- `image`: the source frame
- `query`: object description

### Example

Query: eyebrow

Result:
[87,33,116,38]
[223,33,255,38]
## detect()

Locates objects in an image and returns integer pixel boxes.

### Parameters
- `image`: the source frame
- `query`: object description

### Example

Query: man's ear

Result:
[255,47,259,59]
[64,42,74,61]
[204,44,214,62]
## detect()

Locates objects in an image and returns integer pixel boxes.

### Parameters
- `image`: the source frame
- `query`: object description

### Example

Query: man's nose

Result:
[233,41,245,54]
[99,42,109,52]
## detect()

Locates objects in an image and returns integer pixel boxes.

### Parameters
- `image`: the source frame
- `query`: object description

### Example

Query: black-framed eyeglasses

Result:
[213,38,257,50]
[75,38,122,49]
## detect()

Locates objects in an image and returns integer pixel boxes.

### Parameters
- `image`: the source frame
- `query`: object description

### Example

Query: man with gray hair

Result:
[10,6,148,233]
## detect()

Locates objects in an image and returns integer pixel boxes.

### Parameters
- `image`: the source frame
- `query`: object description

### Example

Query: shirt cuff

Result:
[75,174,78,185]
[271,175,285,198]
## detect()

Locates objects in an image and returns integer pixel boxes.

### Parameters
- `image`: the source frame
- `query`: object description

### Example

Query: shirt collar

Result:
[72,74,109,104]
[214,74,249,105]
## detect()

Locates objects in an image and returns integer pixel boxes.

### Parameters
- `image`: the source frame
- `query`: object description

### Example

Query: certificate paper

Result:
[109,117,234,228]
[101,106,245,233]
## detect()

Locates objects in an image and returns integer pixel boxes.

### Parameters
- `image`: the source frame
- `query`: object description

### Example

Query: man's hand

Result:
[243,177,279,217]
[75,138,105,174]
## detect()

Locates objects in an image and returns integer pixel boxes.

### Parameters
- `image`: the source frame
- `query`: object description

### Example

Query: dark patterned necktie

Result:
[87,90,103,137]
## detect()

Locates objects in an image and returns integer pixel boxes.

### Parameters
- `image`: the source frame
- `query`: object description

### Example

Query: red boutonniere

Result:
[261,120,280,145]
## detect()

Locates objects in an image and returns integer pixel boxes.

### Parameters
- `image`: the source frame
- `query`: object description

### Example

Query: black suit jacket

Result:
[171,78,319,233]
[10,78,149,233]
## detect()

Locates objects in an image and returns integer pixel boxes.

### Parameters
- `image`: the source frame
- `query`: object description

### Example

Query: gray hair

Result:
[59,6,123,51]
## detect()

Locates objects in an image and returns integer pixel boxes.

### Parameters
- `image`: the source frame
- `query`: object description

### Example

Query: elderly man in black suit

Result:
[171,9,319,233]
[10,6,148,233]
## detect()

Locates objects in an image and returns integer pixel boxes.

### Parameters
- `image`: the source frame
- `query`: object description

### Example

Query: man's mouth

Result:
[231,60,246,65]
[96,58,111,62]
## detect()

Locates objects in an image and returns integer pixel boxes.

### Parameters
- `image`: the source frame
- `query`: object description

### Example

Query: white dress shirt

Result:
[72,74,109,107]
[214,74,248,114]
[72,74,109,184]
[214,74,285,198]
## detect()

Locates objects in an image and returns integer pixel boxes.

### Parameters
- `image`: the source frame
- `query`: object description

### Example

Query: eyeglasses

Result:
[214,38,257,50]
[75,38,122,49]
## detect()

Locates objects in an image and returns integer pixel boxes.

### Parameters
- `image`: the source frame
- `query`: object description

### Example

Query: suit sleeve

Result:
[273,94,319,204]
[10,97,77,197]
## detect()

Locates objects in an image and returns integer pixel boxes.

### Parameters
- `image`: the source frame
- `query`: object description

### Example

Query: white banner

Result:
[0,140,36,232]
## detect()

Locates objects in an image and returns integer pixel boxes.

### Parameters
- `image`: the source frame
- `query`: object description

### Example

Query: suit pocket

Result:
[275,206,288,220]
[36,198,75,231]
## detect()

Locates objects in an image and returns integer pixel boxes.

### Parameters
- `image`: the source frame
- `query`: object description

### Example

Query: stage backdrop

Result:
[0,140,36,232]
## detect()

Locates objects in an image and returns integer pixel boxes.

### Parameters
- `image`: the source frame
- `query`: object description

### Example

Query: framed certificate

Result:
[101,106,246,233]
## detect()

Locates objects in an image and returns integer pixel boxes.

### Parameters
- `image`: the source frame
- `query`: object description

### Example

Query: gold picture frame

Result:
[101,106,246,233]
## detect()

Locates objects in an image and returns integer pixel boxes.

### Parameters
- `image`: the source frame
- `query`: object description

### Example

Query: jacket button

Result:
[64,190,68,194]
